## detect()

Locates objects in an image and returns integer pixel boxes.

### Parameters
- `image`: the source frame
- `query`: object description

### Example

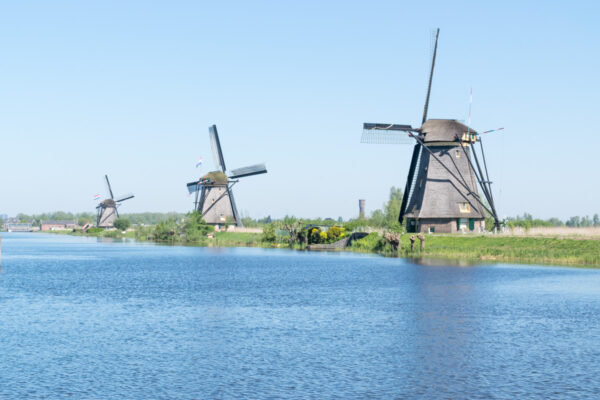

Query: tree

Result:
[113,218,131,231]
[153,218,178,241]
[369,209,386,227]
[581,215,592,227]
[566,216,581,227]
[384,186,403,225]
[594,214,600,227]
[278,216,303,244]
[182,211,212,242]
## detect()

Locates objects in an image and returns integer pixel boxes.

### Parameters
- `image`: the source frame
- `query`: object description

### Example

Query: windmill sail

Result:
[105,175,114,199]
[228,163,267,179]
[187,181,201,193]
[361,123,415,144]
[398,28,440,224]
[115,193,134,202]
[209,125,227,172]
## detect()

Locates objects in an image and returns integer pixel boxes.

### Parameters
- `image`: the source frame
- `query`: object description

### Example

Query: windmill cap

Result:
[201,171,229,185]
[421,119,477,143]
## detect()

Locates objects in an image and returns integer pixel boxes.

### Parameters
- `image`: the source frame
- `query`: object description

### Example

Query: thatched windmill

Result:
[186,125,267,227]
[361,29,500,233]
[96,175,134,228]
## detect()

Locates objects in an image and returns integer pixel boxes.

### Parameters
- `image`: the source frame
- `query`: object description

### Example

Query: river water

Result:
[1,233,599,399]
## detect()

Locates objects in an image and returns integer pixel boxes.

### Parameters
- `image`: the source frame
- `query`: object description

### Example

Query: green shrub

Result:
[262,224,276,242]
[103,230,122,238]
[327,226,345,241]
[114,218,131,231]
[181,211,213,242]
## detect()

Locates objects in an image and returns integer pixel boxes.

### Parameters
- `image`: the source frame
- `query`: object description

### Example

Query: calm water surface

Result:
[1,233,599,399]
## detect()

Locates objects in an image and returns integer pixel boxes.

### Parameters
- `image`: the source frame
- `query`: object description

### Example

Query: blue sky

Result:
[1,1,598,220]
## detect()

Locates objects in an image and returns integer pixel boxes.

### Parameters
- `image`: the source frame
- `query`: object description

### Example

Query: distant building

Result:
[4,218,33,232]
[40,220,78,231]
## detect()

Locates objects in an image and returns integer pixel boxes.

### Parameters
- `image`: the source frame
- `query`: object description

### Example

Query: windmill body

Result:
[187,125,267,227]
[362,29,500,233]
[403,119,485,233]
[196,183,238,225]
[96,175,134,228]
[97,199,118,228]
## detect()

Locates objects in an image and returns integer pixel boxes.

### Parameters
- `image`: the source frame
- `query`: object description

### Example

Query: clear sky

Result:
[1,1,598,220]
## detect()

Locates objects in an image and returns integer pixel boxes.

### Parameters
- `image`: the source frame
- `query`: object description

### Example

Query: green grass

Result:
[213,232,264,247]
[350,233,600,267]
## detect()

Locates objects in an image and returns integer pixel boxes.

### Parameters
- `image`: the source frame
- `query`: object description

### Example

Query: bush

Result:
[310,228,322,244]
[182,211,213,242]
[86,227,104,234]
[350,232,385,252]
[154,219,178,241]
[262,224,276,242]
[114,218,131,231]
[103,230,122,238]
[327,226,345,241]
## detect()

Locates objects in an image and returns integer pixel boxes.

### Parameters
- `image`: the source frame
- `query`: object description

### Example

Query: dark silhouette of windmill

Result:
[186,125,267,227]
[96,175,134,228]
[361,29,500,233]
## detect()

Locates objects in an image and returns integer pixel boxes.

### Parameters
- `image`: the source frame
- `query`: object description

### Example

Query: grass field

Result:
[507,226,600,238]
[351,233,600,267]
[213,232,264,247]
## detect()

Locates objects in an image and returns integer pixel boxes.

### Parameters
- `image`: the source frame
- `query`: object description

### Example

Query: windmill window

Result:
[455,150,461,158]
[459,202,471,213]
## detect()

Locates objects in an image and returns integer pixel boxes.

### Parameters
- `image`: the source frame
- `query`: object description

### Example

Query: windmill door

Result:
[469,218,475,231]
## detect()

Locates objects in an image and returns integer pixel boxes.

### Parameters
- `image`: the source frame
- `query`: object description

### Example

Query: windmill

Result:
[186,125,267,227]
[361,29,501,233]
[96,175,134,228]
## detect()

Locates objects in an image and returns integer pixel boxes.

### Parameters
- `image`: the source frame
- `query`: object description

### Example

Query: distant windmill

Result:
[96,175,134,228]
[186,125,267,227]
[361,29,500,233]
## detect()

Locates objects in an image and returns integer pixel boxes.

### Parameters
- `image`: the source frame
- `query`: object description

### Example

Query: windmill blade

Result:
[422,28,440,124]
[361,123,415,144]
[228,163,268,179]
[480,127,504,135]
[187,181,201,194]
[209,125,227,172]
[115,193,134,202]
[105,175,114,199]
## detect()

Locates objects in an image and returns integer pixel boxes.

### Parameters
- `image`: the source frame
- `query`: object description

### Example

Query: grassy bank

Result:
[350,233,600,267]
[39,228,600,267]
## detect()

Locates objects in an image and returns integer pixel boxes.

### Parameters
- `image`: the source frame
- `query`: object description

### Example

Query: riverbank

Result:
[35,229,600,267]
[350,233,600,267]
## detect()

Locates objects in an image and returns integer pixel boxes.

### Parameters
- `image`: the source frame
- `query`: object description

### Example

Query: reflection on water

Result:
[1,232,599,399]
[409,256,481,267]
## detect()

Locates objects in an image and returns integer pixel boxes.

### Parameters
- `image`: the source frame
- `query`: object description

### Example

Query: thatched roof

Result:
[201,171,228,185]
[421,119,476,143]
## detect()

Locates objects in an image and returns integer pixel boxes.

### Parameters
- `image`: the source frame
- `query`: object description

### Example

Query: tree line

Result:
[4,188,599,231]
[507,213,600,228]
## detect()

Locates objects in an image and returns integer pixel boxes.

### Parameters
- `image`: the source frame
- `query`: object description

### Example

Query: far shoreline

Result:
[12,229,600,269]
